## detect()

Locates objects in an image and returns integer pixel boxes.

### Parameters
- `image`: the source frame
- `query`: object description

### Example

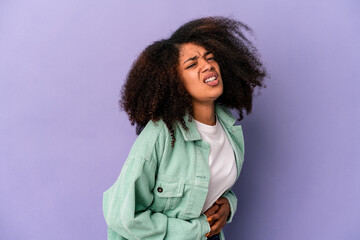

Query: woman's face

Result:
[177,43,223,106]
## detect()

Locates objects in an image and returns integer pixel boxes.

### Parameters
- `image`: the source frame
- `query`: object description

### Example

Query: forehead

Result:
[178,43,208,58]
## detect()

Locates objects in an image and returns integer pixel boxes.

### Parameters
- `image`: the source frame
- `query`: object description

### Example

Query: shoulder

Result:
[127,119,172,163]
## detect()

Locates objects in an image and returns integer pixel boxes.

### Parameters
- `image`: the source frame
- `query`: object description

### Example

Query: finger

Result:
[205,204,219,215]
[210,207,229,231]
[207,215,218,227]
[207,212,222,227]
[217,202,230,220]
[206,214,218,225]
[217,204,227,214]
[211,204,220,213]
[204,205,219,219]
[208,217,217,226]
[215,197,229,205]
[210,218,226,235]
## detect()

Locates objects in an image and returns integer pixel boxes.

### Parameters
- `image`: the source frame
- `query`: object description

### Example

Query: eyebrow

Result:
[183,51,212,65]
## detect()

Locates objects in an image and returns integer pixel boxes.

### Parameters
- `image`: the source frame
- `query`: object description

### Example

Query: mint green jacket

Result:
[103,104,245,240]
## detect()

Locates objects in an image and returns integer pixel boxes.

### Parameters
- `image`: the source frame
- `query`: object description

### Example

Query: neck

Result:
[192,101,216,126]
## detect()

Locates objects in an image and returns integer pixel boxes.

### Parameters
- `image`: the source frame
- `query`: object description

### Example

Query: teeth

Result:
[205,76,216,83]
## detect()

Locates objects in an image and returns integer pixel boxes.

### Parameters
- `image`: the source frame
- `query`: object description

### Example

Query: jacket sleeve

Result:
[220,189,238,223]
[103,155,210,240]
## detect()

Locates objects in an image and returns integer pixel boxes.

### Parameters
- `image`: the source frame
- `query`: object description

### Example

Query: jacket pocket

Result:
[153,179,185,212]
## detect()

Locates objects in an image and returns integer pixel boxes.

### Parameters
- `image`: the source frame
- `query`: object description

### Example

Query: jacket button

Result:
[157,187,163,193]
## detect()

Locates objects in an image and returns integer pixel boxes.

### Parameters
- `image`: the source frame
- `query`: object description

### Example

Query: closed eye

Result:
[185,63,197,69]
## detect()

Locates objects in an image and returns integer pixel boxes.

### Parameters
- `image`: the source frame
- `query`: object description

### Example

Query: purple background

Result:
[1,1,359,239]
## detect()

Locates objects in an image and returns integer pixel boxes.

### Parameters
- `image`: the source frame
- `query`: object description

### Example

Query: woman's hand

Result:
[204,204,219,219]
[204,197,230,238]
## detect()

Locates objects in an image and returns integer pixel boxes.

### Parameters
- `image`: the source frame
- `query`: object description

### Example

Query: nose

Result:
[200,59,213,73]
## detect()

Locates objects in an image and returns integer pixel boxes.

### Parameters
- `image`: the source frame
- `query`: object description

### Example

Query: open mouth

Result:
[203,73,218,83]
[204,76,217,83]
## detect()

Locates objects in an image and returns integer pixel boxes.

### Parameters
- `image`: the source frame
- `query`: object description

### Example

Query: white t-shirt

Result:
[194,116,237,213]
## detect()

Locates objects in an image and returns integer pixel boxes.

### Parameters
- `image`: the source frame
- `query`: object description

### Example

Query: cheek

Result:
[182,72,198,87]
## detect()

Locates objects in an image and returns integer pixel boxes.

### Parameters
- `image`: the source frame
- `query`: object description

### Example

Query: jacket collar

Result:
[177,104,236,141]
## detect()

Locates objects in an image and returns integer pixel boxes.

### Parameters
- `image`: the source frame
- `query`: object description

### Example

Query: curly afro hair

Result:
[120,16,267,147]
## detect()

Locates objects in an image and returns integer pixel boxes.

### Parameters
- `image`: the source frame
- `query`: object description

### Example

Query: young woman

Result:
[103,16,267,240]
